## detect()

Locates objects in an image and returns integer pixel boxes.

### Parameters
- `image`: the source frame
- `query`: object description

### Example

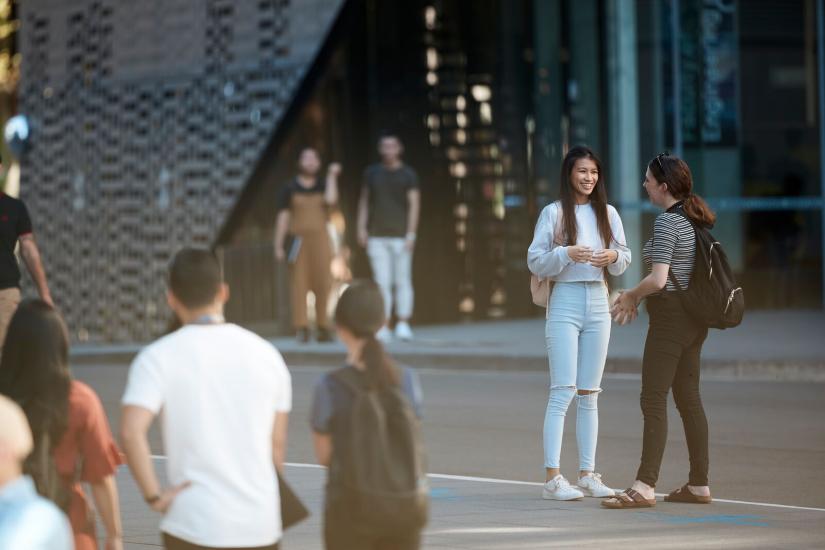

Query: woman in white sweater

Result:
[527,146,631,500]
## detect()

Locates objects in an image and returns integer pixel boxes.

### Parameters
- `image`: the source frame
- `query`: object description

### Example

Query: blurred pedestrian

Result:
[0,299,123,549]
[0,152,53,349]
[275,147,340,343]
[357,134,420,342]
[604,153,715,509]
[310,280,427,550]
[0,394,73,550]
[527,146,630,501]
[121,248,292,550]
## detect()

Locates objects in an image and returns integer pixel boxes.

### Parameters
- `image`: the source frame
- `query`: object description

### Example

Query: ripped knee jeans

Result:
[543,282,611,471]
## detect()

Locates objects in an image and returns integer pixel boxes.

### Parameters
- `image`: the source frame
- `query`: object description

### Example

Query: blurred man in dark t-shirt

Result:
[357,135,420,342]
[0,154,53,348]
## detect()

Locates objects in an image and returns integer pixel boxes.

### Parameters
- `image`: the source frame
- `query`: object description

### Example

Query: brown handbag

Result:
[530,206,562,309]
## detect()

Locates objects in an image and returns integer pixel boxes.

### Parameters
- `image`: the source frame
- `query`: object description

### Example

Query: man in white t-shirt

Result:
[120,248,292,550]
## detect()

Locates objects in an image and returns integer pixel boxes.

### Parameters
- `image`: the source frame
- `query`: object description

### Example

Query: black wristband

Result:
[144,494,160,505]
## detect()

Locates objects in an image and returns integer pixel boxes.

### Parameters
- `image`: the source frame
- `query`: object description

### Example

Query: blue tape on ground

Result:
[430,487,460,500]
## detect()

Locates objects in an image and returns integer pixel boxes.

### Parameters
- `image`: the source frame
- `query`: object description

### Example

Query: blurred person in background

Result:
[121,248,291,550]
[357,135,420,342]
[0,300,123,549]
[0,152,53,350]
[311,280,427,550]
[275,148,340,343]
[0,394,73,550]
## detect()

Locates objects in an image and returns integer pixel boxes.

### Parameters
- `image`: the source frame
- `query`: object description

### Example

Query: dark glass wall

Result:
[219,0,539,328]
[220,0,825,333]
[635,0,823,308]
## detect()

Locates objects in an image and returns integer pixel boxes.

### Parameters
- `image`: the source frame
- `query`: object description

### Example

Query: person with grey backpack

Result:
[310,280,428,550]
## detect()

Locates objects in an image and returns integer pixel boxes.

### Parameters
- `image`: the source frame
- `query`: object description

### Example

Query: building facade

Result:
[12,0,825,342]
[16,0,343,341]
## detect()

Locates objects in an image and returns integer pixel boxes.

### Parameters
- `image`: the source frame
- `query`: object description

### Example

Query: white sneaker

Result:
[542,475,584,501]
[394,321,414,341]
[376,326,392,343]
[577,473,616,498]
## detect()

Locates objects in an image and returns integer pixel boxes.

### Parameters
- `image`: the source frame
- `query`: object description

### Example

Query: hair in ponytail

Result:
[682,194,716,227]
[648,153,716,227]
[334,280,400,389]
[361,335,401,389]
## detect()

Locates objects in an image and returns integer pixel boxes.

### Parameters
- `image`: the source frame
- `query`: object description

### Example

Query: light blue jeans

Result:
[543,281,611,472]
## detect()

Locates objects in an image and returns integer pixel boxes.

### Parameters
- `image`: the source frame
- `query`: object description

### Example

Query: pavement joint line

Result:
[148,456,825,513]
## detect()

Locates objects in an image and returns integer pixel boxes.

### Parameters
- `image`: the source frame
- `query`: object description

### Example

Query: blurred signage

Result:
[672,0,739,147]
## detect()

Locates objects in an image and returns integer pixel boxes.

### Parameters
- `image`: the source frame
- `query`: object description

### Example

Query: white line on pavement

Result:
[149,457,825,513]
[427,472,543,487]
[705,497,825,512]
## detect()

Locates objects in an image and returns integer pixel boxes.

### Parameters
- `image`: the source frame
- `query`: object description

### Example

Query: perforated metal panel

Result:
[17,0,343,342]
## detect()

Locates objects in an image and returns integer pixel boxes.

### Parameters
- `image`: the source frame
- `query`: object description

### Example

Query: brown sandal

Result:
[664,484,712,504]
[601,488,657,509]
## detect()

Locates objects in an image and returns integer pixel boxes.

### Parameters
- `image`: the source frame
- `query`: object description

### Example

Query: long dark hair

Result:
[334,280,400,389]
[0,300,71,468]
[558,146,616,250]
[648,153,716,227]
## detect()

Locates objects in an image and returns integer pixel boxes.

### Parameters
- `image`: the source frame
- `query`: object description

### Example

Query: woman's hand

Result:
[611,291,639,325]
[590,249,618,268]
[566,245,593,263]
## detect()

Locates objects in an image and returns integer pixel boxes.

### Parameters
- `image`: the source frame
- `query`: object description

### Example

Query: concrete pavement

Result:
[107,460,825,549]
[71,310,825,380]
[73,363,825,549]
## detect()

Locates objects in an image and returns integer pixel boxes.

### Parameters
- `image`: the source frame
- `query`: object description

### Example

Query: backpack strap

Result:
[667,266,684,292]
[331,367,365,395]
[664,203,693,293]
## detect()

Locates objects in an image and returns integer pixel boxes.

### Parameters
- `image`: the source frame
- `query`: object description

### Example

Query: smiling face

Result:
[569,157,599,204]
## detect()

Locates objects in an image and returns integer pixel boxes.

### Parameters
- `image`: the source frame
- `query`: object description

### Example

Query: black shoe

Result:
[296,328,310,344]
[316,327,334,343]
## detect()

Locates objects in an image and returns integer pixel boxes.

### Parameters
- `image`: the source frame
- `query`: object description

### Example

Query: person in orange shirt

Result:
[0,300,124,550]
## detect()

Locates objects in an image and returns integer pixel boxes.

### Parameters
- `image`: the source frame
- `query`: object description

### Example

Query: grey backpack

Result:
[332,367,429,535]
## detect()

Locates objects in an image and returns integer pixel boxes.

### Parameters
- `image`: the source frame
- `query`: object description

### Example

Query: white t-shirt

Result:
[122,323,292,548]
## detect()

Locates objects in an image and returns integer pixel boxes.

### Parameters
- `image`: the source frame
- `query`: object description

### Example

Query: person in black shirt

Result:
[356,135,421,342]
[274,148,340,343]
[0,154,53,348]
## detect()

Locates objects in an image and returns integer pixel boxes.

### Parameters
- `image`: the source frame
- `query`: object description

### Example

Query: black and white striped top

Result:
[642,212,696,292]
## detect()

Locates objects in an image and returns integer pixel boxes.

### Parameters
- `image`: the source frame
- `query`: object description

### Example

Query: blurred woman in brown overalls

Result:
[275,148,340,343]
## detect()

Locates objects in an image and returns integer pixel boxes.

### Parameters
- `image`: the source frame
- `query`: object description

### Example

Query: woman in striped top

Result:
[603,153,716,509]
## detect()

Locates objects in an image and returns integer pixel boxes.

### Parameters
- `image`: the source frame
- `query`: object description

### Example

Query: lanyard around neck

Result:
[190,314,225,326]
